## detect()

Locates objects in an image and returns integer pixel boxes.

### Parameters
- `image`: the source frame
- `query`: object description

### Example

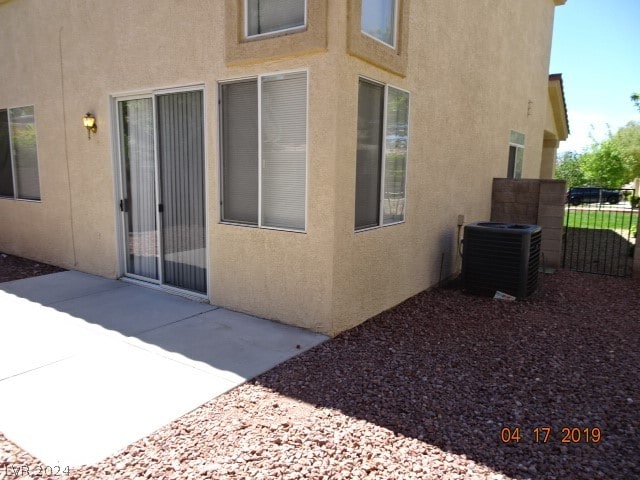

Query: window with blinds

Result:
[0,105,40,201]
[220,71,307,231]
[246,0,306,38]
[355,78,409,231]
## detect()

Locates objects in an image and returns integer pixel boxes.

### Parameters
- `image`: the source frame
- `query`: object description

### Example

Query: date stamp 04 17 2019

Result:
[4,464,71,478]
[500,426,602,444]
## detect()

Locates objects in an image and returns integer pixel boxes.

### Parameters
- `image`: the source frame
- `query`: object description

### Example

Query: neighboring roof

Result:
[554,0,567,5]
[548,73,570,141]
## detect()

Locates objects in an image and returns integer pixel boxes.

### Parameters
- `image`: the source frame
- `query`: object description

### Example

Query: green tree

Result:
[613,121,640,178]
[581,138,630,188]
[555,151,587,187]
[632,92,640,112]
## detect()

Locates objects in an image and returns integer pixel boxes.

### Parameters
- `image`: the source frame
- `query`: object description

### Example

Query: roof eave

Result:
[549,74,570,141]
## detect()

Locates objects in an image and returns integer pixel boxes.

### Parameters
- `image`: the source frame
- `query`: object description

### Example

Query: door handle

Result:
[158,203,164,213]
[119,199,128,212]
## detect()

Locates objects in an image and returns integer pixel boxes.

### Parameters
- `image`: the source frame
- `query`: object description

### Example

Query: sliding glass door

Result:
[117,88,207,295]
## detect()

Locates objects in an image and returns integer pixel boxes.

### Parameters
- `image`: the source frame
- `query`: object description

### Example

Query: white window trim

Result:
[0,104,41,202]
[244,0,308,40]
[355,76,410,232]
[361,0,399,49]
[218,69,309,233]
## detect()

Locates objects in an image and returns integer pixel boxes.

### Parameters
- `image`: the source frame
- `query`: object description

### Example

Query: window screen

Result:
[10,106,40,200]
[383,87,408,224]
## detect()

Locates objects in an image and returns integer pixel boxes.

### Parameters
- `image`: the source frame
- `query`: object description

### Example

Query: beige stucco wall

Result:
[330,0,559,331]
[0,0,561,336]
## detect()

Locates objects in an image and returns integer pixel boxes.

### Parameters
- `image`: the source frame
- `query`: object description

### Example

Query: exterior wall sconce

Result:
[83,112,97,139]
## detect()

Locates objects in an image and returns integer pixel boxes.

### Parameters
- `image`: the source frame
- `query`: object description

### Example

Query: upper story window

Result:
[0,105,40,201]
[246,0,306,39]
[361,0,397,48]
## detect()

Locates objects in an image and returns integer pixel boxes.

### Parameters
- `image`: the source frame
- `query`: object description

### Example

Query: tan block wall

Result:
[491,178,566,269]
[0,0,561,335]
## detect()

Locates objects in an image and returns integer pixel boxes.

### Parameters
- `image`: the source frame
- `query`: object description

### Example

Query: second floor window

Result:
[246,0,306,38]
[361,0,397,48]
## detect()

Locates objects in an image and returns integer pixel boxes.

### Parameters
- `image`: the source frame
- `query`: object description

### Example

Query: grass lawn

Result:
[565,208,639,232]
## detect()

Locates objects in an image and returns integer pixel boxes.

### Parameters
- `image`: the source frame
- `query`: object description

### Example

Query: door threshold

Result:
[120,276,210,303]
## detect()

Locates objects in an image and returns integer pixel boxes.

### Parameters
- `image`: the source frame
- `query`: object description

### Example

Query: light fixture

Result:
[83,112,97,139]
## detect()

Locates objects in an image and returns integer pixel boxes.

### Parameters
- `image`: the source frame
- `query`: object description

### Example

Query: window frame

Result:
[244,0,308,41]
[360,0,399,49]
[355,76,410,232]
[0,104,41,202]
[218,69,309,233]
[507,130,526,179]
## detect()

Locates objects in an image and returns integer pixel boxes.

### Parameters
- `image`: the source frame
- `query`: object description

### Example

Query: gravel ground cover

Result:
[0,253,65,283]
[1,263,639,479]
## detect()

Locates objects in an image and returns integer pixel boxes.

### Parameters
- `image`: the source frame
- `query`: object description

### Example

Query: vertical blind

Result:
[247,0,305,36]
[119,98,158,280]
[261,72,307,230]
[157,91,207,294]
[221,80,259,224]
[355,79,384,230]
[0,110,13,197]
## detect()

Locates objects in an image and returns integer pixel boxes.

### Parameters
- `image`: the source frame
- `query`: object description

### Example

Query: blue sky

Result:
[550,0,640,153]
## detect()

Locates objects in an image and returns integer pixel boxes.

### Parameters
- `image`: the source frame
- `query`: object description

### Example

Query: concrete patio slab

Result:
[0,291,109,380]
[0,270,127,305]
[51,283,217,336]
[135,308,327,383]
[0,340,236,467]
[0,271,328,467]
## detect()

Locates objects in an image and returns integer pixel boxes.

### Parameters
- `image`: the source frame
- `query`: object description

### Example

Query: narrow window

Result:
[383,87,409,224]
[221,80,259,225]
[361,0,397,48]
[0,109,14,197]
[0,105,40,200]
[220,71,307,231]
[508,130,525,179]
[355,80,384,230]
[355,78,409,230]
[246,0,306,38]
[261,72,307,230]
